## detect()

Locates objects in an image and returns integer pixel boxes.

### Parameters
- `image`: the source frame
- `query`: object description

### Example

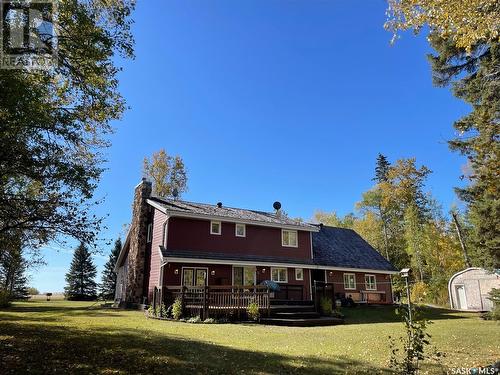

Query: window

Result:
[183,268,207,287]
[235,223,246,237]
[146,223,153,243]
[210,221,221,235]
[343,273,356,290]
[365,274,376,290]
[271,267,288,283]
[295,268,304,281]
[282,229,298,247]
[233,266,255,286]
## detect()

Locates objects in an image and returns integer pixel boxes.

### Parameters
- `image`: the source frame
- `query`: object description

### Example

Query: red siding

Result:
[166,217,312,260]
[326,271,393,303]
[163,262,311,300]
[147,209,168,300]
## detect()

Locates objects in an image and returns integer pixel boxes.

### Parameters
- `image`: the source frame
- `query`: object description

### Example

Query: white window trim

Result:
[295,268,304,281]
[365,274,377,290]
[182,266,209,287]
[210,220,221,235]
[271,267,288,283]
[281,229,298,248]
[235,223,246,237]
[343,273,356,290]
[231,265,256,286]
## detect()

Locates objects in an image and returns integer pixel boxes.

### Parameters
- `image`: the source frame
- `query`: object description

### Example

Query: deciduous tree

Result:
[143,149,188,198]
[0,0,135,251]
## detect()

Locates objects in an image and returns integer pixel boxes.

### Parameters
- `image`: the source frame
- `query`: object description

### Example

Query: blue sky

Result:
[31,0,469,292]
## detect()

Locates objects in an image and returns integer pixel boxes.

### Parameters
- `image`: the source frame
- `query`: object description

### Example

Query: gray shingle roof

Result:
[312,226,396,271]
[161,249,315,266]
[148,197,317,230]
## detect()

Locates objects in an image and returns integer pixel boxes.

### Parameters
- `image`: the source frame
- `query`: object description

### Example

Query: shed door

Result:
[455,285,467,310]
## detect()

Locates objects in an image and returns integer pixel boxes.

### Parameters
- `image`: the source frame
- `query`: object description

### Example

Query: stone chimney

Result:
[125,178,152,303]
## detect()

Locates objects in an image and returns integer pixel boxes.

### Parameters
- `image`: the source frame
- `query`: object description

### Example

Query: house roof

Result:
[161,248,315,266]
[147,197,318,231]
[312,226,396,272]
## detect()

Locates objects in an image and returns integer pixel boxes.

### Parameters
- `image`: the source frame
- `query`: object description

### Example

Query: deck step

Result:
[270,305,316,313]
[273,311,320,319]
[260,317,343,327]
[270,299,314,306]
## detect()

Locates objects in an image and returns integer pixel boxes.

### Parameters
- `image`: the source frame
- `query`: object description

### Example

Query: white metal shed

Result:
[448,267,499,311]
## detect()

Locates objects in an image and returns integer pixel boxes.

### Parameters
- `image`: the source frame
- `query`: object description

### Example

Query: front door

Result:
[455,285,467,310]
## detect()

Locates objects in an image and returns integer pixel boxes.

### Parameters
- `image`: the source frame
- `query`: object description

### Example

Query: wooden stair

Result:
[261,302,344,327]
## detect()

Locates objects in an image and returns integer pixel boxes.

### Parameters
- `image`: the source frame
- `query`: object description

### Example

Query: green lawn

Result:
[0,301,498,374]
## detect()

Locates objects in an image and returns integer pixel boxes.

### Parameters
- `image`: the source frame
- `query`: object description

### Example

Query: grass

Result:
[0,301,498,374]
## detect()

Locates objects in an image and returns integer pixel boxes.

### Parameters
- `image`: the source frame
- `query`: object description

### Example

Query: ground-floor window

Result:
[295,268,304,280]
[233,266,255,286]
[343,273,356,290]
[271,267,288,283]
[183,268,207,287]
[365,274,376,290]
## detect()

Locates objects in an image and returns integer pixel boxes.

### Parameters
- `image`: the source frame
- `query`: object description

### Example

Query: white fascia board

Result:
[164,256,398,274]
[146,199,319,232]
[114,229,131,272]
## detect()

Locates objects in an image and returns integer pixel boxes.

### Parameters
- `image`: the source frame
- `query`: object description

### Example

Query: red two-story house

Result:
[115,179,397,309]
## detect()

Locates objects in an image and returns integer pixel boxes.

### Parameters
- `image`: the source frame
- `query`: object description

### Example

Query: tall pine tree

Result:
[374,153,391,183]
[100,238,122,300]
[428,37,499,268]
[65,243,97,300]
[0,247,29,299]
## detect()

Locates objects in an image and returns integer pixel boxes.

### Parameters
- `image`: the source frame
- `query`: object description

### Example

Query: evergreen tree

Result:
[0,247,29,299]
[374,153,391,183]
[65,243,97,300]
[100,238,122,300]
[428,37,499,268]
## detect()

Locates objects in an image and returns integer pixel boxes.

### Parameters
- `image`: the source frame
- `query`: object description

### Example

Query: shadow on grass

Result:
[0,307,393,374]
[0,304,124,322]
[342,305,466,325]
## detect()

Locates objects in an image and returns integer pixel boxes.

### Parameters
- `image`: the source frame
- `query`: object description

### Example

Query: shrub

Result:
[0,290,11,308]
[320,297,333,316]
[172,297,183,320]
[410,281,428,303]
[147,304,155,317]
[247,301,260,321]
[484,288,500,321]
[187,316,201,324]
[203,318,215,324]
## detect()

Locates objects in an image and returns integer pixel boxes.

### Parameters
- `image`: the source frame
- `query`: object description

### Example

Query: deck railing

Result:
[153,285,271,319]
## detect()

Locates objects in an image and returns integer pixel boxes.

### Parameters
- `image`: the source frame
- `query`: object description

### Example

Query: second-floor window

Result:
[282,229,298,247]
[235,223,246,237]
[210,221,221,235]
